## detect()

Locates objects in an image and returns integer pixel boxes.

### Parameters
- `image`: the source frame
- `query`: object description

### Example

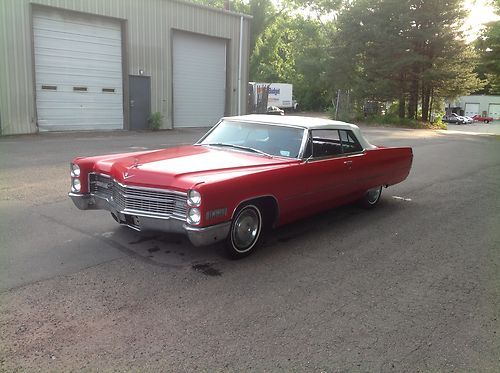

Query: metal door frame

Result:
[129,75,151,131]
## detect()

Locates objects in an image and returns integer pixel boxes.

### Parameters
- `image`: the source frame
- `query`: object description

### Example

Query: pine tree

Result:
[330,0,483,121]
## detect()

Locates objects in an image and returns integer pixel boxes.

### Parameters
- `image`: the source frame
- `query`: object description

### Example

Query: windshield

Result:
[198,120,305,158]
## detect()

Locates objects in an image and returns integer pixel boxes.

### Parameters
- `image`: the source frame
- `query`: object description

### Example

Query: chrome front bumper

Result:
[69,193,231,247]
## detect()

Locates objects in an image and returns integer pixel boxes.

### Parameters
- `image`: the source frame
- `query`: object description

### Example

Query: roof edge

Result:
[173,0,253,19]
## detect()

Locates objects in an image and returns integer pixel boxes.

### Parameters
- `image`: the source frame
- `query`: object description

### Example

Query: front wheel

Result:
[359,186,383,209]
[225,204,263,259]
[484,120,489,124]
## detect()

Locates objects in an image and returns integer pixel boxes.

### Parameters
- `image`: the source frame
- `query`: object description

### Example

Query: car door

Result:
[277,128,369,224]
[299,129,355,208]
[338,129,368,196]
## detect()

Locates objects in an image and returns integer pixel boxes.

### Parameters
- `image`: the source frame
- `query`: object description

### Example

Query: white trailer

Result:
[267,83,293,109]
[249,82,297,112]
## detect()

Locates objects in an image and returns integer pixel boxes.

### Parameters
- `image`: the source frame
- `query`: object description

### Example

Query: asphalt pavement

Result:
[445,120,500,135]
[0,122,499,371]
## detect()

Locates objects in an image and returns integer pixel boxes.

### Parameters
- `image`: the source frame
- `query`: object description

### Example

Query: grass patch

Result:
[362,115,447,129]
[327,109,447,130]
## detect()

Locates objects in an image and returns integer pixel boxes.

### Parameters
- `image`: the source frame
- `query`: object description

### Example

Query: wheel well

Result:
[234,196,279,229]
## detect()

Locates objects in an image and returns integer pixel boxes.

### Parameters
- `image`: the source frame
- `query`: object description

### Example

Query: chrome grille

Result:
[89,173,187,219]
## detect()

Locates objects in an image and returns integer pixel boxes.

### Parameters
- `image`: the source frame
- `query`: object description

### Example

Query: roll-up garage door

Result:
[464,103,479,117]
[33,9,123,131]
[173,32,226,128]
[488,104,500,120]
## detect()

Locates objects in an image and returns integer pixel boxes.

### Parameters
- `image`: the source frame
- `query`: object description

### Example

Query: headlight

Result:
[187,207,201,225]
[187,190,201,207]
[70,163,80,177]
[71,178,81,193]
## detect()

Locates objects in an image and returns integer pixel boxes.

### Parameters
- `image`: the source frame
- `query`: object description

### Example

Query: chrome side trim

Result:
[306,150,366,162]
[229,194,280,225]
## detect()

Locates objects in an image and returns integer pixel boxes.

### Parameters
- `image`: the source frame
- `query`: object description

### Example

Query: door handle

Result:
[130,99,135,108]
[344,160,353,165]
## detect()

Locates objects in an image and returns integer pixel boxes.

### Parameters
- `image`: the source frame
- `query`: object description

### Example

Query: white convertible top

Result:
[225,114,376,150]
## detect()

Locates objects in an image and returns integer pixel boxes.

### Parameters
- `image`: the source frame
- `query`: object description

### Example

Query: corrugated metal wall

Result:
[0,0,251,135]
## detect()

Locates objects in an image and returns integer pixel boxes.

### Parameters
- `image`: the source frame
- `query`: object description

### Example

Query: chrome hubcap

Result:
[367,187,381,204]
[233,208,260,252]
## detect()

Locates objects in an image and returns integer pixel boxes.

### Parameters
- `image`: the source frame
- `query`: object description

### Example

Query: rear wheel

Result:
[359,186,383,208]
[484,120,489,124]
[225,204,263,259]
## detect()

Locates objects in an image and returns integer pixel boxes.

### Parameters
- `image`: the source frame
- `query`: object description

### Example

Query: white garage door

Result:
[488,104,500,120]
[173,32,226,128]
[464,103,479,117]
[33,9,123,131]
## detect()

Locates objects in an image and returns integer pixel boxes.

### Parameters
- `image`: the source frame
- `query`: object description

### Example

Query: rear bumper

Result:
[69,193,231,247]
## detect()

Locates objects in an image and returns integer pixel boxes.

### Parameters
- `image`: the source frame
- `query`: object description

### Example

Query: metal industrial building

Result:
[446,95,500,119]
[0,0,251,135]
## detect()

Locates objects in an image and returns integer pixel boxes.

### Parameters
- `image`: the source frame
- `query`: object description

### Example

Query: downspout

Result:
[238,15,243,115]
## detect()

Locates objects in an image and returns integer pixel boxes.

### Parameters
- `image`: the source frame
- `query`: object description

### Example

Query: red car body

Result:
[70,115,413,257]
[472,114,493,123]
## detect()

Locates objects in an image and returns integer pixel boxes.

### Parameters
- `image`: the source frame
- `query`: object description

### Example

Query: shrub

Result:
[327,106,447,129]
[148,112,163,131]
[327,106,364,122]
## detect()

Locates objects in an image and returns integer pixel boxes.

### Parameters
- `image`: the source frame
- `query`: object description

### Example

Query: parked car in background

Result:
[442,113,466,124]
[462,116,474,124]
[472,114,493,123]
[69,115,413,259]
[266,106,285,115]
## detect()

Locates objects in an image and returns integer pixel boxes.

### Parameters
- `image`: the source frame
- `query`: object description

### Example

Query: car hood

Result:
[93,145,297,190]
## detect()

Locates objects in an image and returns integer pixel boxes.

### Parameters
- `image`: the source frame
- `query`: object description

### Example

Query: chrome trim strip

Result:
[306,150,366,162]
[229,194,280,223]
[297,128,309,159]
[120,208,186,220]
[88,172,187,196]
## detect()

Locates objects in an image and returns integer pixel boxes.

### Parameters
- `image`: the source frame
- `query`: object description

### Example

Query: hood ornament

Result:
[132,158,141,168]
[124,158,141,179]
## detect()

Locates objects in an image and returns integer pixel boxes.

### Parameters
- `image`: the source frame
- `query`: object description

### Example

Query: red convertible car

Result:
[472,114,493,123]
[69,115,413,258]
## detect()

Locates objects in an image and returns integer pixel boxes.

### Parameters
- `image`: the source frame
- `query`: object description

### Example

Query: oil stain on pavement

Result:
[192,263,222,277]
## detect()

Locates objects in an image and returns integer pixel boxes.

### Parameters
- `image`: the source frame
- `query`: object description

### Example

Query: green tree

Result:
[191,0,279,54]
[329,0,483,121]
[475,1,500,94]
[194,0,337,109]
[292,17,335,109]
[250,15,297,82]
[250,14,334,110]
